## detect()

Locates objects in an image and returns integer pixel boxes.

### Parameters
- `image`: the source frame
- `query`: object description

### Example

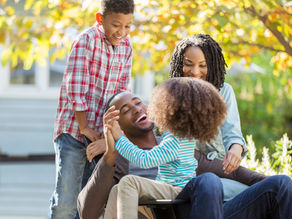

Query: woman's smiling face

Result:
[182,46,208,80]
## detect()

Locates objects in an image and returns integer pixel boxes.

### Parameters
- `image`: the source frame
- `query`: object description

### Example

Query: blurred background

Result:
[0,0,291,218]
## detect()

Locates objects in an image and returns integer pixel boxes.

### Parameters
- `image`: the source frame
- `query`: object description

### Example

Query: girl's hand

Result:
[110,120,124,141]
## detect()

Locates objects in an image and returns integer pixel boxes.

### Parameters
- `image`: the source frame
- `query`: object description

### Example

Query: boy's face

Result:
[101,12,133,46]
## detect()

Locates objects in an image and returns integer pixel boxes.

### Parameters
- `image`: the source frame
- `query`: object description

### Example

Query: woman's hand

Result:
[86,138,106,162]
[223,143,243,174]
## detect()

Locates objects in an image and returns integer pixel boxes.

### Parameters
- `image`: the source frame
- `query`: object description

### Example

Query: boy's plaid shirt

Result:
[54,25,132,142]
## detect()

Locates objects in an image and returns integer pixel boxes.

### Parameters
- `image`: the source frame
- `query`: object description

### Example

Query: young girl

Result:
[169,34,246,174]
[103,77,227,219]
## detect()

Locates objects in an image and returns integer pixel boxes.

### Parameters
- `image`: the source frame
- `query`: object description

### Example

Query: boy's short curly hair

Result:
[101,0,134,16]
[147,77,227,142]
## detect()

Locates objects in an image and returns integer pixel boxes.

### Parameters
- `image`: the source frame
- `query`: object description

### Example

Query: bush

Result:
[242,134,292,177]
[226,71,292,155]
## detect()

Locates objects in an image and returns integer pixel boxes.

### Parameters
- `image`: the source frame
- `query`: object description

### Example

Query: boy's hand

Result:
[86,138,106,162]
[75,110,100,141]
[80,127,101,142]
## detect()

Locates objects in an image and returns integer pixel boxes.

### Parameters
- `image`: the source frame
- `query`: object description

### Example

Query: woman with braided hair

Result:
[170,34,246,174]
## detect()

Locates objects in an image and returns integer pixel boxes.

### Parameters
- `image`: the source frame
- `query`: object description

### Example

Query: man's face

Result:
[111,92,154,136]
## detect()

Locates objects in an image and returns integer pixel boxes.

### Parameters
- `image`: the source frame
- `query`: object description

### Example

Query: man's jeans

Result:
[176,174,292,219]
[48,133,95,219]
[176,172,224,219]
[223,175,292,219]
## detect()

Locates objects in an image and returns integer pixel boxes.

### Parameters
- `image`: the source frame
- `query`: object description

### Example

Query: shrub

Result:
[242,134,292,177]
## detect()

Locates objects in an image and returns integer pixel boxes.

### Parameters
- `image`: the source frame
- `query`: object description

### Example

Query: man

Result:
[78,91,274,219]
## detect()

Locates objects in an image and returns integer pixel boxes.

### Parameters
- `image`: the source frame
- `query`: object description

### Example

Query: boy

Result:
[48,0,134,218]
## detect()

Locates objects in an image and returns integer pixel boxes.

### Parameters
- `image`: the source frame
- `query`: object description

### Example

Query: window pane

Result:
[49,58,65,87]
[10,60,35,85]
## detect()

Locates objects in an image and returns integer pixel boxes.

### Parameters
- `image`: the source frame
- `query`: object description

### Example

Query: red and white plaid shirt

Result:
[54,25,132,142]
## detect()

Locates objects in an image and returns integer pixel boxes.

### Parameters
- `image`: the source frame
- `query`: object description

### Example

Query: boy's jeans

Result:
[223,175,292,219]
[48,133,94,219]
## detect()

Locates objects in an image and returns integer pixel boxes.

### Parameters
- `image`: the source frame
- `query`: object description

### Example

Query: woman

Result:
[170,34,246,174]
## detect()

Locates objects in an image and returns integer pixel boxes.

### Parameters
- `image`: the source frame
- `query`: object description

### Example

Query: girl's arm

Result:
[115,134,179,168]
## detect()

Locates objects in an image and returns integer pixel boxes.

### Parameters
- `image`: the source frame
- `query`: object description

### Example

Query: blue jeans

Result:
[48,133,95,219]
[223,175,292,219]
[176,172,224,219]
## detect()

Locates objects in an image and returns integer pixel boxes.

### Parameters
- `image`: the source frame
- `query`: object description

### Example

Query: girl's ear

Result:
[96,12,103,25]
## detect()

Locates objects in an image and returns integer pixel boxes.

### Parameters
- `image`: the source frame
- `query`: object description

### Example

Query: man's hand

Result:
[222,143,243,174]
[103,126,117,166]
[86,138,106,162]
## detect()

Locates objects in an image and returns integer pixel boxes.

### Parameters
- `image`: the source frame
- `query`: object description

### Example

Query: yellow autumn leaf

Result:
[5,6,15,15]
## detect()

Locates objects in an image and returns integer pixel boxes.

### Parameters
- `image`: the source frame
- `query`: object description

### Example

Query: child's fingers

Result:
[104,110,120,124]
[104,116,120,126]
[104,124,113,130]
[104,106,119,117]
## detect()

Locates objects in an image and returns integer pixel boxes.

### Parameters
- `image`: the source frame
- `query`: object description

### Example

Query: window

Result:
[10,60,35,85]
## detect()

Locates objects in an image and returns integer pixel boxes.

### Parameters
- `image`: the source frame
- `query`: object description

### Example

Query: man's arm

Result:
[195,150,266,186]
[77,155,116,219]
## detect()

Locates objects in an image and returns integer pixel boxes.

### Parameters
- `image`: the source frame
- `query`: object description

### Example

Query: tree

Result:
[132,0,291,76]
[0,0,291,76]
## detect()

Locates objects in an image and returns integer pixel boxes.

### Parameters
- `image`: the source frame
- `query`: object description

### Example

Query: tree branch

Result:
[244,6,292,56]
[239,41,286,53]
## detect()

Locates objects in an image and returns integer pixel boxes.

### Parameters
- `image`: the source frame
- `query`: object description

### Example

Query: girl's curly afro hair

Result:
[147,77,227,142]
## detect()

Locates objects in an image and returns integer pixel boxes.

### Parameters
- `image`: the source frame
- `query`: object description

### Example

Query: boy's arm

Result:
[115,134,179,168]
[75,111,100,141]
[195,150,266,186]
[66,33,99,139]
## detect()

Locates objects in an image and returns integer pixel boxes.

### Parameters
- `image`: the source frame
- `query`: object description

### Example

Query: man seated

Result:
[77,91,266,219]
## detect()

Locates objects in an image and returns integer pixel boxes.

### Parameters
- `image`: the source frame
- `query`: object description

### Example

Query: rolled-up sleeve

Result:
[65,34,93,111]
[220,83,247,157]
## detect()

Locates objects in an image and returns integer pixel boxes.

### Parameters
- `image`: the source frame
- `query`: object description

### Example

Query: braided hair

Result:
[169,34,227,90]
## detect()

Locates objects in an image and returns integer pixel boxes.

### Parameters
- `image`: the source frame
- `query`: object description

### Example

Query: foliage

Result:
[226,50,292,153]
[242,134,292,177]
[0,0,291,76]
[132,0,292,76]
[0,0,98,68]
